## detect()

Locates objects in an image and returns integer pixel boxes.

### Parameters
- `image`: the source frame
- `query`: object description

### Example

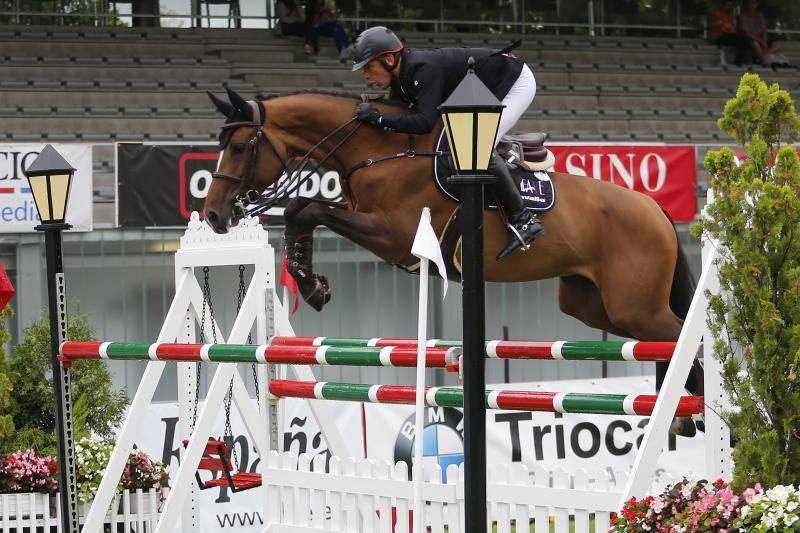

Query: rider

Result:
[351,26,544,261]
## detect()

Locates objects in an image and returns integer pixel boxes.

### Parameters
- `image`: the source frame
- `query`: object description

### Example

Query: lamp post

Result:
[24,144,79,533]
[438,58,504,532]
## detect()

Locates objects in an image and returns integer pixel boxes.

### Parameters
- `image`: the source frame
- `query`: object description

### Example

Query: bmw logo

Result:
[393,407,464,482]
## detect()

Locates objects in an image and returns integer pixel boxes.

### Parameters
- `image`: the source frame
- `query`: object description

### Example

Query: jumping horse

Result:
[203,87,700,397]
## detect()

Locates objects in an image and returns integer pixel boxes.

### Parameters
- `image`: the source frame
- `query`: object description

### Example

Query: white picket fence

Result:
[0,488,162,532]
[262,451,675,533]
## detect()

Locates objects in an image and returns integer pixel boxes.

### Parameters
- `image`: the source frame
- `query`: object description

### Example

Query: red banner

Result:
[548,145,697,222]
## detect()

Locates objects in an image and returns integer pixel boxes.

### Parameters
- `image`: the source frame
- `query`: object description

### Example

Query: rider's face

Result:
[361,58,393,90]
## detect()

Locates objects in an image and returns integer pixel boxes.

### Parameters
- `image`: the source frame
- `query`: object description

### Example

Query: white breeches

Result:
[495,63,536,146]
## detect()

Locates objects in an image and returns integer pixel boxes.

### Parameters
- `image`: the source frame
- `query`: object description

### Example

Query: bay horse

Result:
[203,88,698,393]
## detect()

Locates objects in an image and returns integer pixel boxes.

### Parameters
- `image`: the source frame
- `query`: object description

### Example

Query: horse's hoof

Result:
[670,416,697,438]
[318,275,332,304]
[303,275,331,312]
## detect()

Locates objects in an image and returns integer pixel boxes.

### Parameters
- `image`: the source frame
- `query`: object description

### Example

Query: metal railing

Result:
[0,3,797,41]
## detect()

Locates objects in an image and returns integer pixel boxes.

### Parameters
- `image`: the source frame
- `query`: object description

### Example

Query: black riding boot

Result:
[489,153,545,261]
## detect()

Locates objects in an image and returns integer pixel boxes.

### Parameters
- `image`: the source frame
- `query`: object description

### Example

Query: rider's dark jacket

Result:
[379,44,525,135]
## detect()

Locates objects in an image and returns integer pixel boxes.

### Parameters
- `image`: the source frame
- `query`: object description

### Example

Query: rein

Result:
[248,117,363,216]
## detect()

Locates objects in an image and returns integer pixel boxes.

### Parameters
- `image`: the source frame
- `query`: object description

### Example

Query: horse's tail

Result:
[664,210,696,320]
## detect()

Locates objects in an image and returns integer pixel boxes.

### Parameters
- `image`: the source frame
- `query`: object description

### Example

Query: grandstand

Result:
[2,26,799,144]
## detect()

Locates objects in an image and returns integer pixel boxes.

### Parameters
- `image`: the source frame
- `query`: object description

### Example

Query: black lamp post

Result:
[24,144,79,533]
[439,58,504,532]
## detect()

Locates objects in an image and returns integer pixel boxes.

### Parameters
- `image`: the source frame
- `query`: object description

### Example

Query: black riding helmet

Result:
[351,26,404,72]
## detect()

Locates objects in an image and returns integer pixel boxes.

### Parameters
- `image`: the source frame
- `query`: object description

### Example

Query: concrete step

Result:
[209,48,298,64]
[233,66,361,89]
[0,90,218,107]
[0,40,207,58]
[1,116,219,135]
[2,64,232,82]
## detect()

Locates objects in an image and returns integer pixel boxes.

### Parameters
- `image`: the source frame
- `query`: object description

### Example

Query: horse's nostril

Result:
[206,211,218,224]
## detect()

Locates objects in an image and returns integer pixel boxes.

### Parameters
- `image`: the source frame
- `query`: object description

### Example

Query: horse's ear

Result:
[208,91,234,116]
[225,86,252,121]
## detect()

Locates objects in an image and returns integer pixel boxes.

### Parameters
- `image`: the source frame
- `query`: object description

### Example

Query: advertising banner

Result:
[116,143,342,227]
[129,376,702,531]
[0,144,93,232]
[117,142,697,227]
[549,144,697,222]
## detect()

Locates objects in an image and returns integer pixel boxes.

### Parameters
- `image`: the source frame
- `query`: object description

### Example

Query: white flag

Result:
[411,207,448,297]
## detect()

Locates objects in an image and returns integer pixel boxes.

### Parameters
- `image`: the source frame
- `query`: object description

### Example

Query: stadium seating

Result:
[2,26,797,143]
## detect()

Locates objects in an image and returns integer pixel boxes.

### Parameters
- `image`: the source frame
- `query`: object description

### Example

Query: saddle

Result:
[433,129,556,213]
[497,132,554,170]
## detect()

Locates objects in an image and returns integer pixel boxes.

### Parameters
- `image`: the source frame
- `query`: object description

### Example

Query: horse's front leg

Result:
[283,198,395,311]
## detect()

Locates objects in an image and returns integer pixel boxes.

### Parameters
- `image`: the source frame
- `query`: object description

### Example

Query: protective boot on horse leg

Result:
[490,153,545,261]
[284,197,331,311]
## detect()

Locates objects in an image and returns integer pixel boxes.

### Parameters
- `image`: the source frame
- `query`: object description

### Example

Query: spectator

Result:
[710,0,749,65]
[276,0,305,36]
[276,0,316,54]
[306,0,352,60]
[739,0,781,65]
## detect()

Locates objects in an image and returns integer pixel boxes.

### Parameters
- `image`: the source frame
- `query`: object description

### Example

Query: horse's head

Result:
[204,87,288,233]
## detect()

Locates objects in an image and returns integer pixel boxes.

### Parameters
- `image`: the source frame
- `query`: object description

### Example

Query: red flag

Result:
[0,262,14,310]
[280,250,300,315]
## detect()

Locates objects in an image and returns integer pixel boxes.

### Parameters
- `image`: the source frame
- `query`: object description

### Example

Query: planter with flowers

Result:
[118,449,169,513]
[76,437,168,515]
[0,449,58,519]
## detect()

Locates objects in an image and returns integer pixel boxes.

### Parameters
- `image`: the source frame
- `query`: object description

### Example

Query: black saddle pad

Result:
[433,130,555,213]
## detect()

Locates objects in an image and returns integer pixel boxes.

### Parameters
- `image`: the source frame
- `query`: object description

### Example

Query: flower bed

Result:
[611,479,800,532]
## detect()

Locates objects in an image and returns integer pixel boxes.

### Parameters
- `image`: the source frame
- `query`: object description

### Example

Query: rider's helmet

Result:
[351,26,404,72]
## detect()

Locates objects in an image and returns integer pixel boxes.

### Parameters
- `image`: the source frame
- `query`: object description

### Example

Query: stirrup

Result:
[506,223,532,251]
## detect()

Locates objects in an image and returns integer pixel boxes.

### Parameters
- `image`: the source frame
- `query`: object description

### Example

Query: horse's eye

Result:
[231,143,246,154]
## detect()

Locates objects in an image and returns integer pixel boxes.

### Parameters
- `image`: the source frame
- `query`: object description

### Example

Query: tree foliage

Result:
[0,305,14,442]
[693,73,800,489]
[0,308,127,456]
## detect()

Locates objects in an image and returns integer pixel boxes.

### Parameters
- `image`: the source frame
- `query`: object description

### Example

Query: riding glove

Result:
[356,102,383,127]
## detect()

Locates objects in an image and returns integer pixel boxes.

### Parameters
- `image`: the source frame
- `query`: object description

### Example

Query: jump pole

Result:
[268,380,705,416]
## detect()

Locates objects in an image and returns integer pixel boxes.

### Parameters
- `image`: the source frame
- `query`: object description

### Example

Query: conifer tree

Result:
[694,73,800,488]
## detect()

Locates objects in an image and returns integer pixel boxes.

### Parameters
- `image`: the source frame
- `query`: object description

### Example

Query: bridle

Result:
[211,120,284,218]
[212,113,366,218]
[211,98,445,219]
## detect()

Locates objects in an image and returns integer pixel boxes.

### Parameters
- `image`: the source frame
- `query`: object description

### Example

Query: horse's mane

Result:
[256,88,408,110]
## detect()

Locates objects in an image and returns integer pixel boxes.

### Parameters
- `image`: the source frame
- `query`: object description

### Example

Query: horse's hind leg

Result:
[596,266,704,395]
[558,275,635,339]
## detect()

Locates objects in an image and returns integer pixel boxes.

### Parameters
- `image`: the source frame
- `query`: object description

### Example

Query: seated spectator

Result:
[276,0,305,36]
[710,0,749,65]
[739,0,781,65]
[306,0,352,60]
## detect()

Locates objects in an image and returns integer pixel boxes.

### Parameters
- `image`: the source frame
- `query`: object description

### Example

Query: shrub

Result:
[1,308,127,456]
